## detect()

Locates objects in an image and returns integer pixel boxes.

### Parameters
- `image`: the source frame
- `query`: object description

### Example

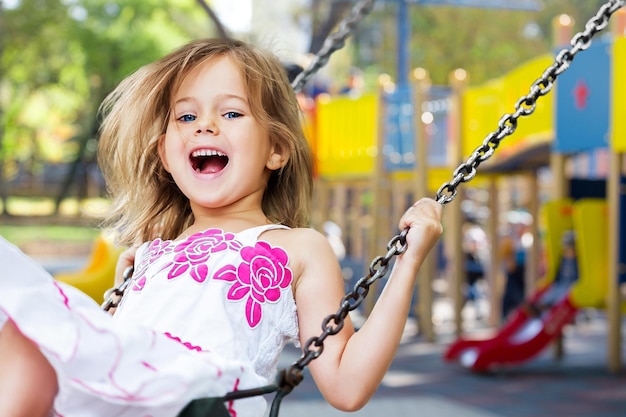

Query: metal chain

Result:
[291,0,376,94]
[292,228,409,370]
[435,0,626,205]
[101,266,133,311]
[285,0,625,387]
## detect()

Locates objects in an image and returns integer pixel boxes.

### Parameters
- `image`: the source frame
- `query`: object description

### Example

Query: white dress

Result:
[0,224,300,417]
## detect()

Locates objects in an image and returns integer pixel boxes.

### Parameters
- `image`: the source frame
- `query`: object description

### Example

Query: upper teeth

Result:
[191,149,225,157]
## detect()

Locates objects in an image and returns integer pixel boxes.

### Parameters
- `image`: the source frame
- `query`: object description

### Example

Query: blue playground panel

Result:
[383,83,451,172]
[554,38,611,153]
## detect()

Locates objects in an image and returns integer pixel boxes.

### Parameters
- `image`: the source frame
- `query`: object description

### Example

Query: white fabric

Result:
[0,224,299,417]
[0,309,7,330]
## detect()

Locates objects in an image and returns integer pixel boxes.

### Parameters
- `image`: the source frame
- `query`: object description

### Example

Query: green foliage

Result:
[0,0,210,181]
[350,0,611,86]
[0,224,100,245]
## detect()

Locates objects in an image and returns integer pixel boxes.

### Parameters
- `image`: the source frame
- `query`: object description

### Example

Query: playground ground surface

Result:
[273,306,626,417]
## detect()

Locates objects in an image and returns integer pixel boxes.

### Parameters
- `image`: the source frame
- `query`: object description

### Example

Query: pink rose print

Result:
[214,241,292,328]
[167,229,242,283]
[132,239,173,292]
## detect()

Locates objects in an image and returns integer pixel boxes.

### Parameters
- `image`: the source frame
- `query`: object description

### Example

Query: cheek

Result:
[158,134,181,172]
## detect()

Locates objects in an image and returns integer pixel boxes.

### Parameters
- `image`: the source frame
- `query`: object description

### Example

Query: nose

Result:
[195,127,215,135]
[193,119,218,136]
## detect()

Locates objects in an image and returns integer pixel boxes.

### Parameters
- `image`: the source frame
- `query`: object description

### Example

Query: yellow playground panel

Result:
[612,36,626,152]
[540,198,575,288]
[55,232,126,304]
[462,53,554,162]
[315,93,378,179]
[570,199,610,309]
[542,198,620,310]
[314,92,454,193]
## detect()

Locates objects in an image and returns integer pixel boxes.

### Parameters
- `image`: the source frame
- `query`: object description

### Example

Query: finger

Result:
[399,198,442,229]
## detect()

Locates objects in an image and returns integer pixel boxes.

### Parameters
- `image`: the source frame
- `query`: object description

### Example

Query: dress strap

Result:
[237,224,289,241]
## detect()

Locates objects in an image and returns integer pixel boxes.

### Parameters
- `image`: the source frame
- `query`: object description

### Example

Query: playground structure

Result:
[444,197,625,371]
[307,10,626,372]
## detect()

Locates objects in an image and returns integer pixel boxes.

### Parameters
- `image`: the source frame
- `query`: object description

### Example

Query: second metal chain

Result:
[291,0,376,94]
[289,0,625,385]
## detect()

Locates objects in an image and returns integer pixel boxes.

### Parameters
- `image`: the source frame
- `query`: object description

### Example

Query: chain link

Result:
[435,0,625,205]
[290,227,408,372]
[291,0,376,94]
[101,266,134,311]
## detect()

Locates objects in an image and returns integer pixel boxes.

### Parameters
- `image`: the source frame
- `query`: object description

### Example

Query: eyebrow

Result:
[174,93,248,105]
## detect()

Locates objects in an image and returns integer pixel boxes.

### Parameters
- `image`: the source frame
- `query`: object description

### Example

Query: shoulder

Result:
[260,226,340,285]
[260,226,332,256]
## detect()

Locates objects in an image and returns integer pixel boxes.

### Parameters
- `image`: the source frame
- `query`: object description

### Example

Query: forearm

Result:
[323,255,422,409]
[303,199,442,411]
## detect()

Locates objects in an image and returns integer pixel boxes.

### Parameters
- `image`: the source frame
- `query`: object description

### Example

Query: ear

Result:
[157,134,171,172]
[266,142,290,171]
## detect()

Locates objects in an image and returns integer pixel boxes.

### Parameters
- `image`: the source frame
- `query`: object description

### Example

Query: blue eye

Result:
[178,114,196,122]
[224,111,242,119]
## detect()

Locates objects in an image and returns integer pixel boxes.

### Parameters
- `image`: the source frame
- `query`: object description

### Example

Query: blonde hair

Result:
[98,38,313,246]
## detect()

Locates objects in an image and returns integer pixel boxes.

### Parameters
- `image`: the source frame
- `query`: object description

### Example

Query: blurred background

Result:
[2,2,626,415]
[0,0,607,259]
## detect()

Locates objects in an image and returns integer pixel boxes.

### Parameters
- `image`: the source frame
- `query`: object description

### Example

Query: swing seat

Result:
[175,368,298,417]
[177,397,230,417]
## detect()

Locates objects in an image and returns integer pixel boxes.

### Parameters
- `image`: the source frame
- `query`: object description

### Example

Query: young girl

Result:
[0,38,443,417]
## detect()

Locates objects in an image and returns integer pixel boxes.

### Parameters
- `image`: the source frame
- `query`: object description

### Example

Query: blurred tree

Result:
[408,6,547,85]
[536,0,611,41]
[308,0,354,53]
[0,0,212,214]
[0,2,5,214]
[196,0,230,38]
[327,0,611,86]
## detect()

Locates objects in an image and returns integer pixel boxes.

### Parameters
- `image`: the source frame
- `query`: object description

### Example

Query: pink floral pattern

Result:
[214,241,293,328]
[132,239,173,292]
[167,229,241,283]
[129,229,292,329]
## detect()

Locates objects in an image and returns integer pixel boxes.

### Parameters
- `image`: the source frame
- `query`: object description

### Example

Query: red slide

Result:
[443,285,578,372]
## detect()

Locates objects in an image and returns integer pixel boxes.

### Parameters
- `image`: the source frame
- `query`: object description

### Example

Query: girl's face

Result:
[158,55,288,217]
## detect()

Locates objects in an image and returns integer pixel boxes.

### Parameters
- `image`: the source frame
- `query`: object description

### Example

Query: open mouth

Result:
[190,149,229,174]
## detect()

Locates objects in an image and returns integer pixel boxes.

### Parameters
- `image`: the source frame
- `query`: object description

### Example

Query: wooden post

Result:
[312,178,331,231]
[550,154,569,199]
[552,13,575,48]
[607,9,626,373]
[607,152,623,372]
[448,68,469,336]
[412,67,435,342]
[550,12,574,360]
[487,177,501,326]
[550,13,572,201]
[366,75,392,315]
[525,174,540,300]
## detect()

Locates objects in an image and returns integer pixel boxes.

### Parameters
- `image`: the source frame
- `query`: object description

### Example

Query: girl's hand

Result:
[114,245,139,287]
[398,198,443,260]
